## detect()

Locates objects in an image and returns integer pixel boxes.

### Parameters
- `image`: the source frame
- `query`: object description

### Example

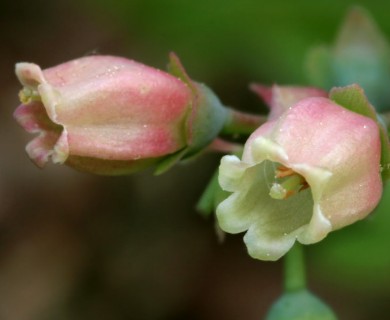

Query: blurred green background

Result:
[1,0,389,319]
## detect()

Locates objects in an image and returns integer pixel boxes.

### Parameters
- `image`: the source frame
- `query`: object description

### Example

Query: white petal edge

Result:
[298,203,332,244]
[244,224,305,261]
[15,63,46,88]
[292,163,333,243]
[52,129,69,164]
[38,83,61,124]
[218,155,250,192]
[250,136,289,164]
[217,192,254,234]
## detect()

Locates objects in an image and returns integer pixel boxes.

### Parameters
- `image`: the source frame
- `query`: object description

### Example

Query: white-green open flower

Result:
[217,96,382,261]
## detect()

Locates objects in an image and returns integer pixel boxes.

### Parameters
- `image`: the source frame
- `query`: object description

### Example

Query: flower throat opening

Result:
[269,165,309,200]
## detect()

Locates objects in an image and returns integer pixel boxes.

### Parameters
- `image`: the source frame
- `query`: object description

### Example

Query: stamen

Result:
[19,87,41,104]
[275,166,295,178]
[269,166,309,200]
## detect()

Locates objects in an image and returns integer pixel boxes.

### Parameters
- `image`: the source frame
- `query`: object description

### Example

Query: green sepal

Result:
[266,290,337,320]
[153,53,229,175]
[154,148,188,175]
[167,52,197,93]
[167,53,228,160]
[187,83,228,156]
[330,84,390,181]
[167,52,198,149]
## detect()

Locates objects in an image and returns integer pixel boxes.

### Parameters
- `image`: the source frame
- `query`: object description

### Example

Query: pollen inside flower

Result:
[19,87,41,104]
[269,165,309,200]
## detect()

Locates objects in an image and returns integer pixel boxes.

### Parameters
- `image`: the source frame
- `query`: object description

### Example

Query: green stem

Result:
[284,243,306,292]
[221,108,267,136]
[196,169,220,217]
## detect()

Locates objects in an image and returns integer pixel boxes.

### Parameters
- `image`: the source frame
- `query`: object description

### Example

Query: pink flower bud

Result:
[217,96,382,261]
[250,84,327,120]
[14,55,227,174]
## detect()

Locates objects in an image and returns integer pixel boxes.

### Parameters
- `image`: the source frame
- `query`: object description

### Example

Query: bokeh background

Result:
[1,0,389,319]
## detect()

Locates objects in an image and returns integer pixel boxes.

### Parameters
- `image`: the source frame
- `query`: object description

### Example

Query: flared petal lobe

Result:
[217,97,382,261]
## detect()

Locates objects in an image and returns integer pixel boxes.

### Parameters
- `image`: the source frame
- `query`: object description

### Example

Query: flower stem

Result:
[221,108,267,136]
[196,170,218,214]
[284,243,306,292]
[206,138,243,154]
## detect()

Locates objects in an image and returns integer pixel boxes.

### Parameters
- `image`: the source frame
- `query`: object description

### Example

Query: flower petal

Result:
[15,63,46,88]
[13,101,60,133]
[217,93,382,261]
[217,160,313,240]
[243,223,299,261]
[14,101,64,167]
[25,131,61,168]
[218,155,250,192]
[64,124,184,160]
[291,163,333,243]
[249,136,289,164]
[250,84,327,120]
[298,204,332,244]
